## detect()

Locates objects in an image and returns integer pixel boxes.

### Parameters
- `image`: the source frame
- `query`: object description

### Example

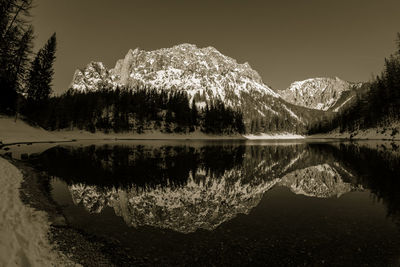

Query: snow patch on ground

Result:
[308,121,400,140]
[0,116,309,143]
[0,116,65,144]
[244,133,305,140]
[0,116,245,144]
[282,104,302,122]
[333,96,354,112]
[0,158,70,266]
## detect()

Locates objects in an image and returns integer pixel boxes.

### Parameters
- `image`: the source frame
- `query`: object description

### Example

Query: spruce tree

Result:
[191,99,198,126]
[0,0,34,113]
[27,33,56,103]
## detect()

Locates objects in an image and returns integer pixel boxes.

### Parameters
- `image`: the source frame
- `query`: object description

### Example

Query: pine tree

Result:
[191,99,198,126]
[164,109,173,133]
[0,0,34,113]
[27,33,56,103]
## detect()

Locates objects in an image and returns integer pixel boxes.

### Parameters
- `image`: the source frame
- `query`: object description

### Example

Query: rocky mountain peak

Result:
[70,61,117,92]
[71,43,270,97]
[279,77,361,111]
[69,43,305,130]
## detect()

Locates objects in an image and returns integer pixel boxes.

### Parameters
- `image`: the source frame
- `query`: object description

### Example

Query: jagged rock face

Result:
[279,77,361,111]
[69,44,302,125]
[111,44,275,99]
[72,44,278,99]
[71,62,118,92]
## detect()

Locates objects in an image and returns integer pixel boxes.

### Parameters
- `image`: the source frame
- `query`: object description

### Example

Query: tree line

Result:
[23,86,245,135]
[308,34,400,134]
[28,144,246,189]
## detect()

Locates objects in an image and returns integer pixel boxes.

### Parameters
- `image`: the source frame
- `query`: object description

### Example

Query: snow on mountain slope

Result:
[110,44,280,101]
[279,77,361,111]
[70,44,302,127]
[71,62,118,92]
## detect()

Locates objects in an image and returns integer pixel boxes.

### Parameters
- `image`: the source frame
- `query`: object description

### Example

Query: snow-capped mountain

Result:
[279,77,361,111]
[70,44,302,128]
[71,44,279,100]
[71,62,118,92]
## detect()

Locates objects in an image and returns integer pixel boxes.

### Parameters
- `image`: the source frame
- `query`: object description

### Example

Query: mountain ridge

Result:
[69,43,304,132]
[279,77,362,111]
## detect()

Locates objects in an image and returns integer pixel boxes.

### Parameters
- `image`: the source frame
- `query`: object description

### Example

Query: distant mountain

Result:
[71,62,118,92]
[70,44,303,131]
[279,77,362,111]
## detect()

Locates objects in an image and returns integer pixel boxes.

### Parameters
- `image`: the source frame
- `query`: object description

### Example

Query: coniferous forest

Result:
[308,34,400,135]
[0,0,35,113]
[23,86,246,135]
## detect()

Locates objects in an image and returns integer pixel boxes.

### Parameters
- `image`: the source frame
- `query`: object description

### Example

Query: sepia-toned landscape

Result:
[1,0,400,266]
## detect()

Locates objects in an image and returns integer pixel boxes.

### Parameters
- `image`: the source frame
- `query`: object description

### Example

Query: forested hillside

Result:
[308,34,400,135]
[23,86,245,135]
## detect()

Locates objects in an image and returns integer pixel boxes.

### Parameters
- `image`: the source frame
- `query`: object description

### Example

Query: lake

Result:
[20,140,400,265]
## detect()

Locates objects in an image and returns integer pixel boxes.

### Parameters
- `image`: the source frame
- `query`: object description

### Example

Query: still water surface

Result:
[24,140,400,265]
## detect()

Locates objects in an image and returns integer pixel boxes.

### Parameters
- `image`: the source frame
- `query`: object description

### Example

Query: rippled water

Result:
[23,140,400,265]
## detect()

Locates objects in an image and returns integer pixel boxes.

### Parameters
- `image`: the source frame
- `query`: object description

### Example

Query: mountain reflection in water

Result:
[24,141,400,265]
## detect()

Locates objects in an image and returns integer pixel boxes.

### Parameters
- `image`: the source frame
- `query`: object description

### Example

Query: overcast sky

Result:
[32,0,400,94]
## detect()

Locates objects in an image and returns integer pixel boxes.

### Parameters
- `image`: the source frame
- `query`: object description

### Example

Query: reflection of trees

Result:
[27,143,310,233]
[327,143,400,225]
[27,142,400,231]
[28,144,247,189]
[63,142,366,233]
[285,142,400,227]
[28,144,309,189]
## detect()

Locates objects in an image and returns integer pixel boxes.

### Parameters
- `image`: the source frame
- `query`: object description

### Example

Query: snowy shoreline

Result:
[2,116,400,148]
[0,157,68,266]
[0,157,157,266]
[0,116,306,146]
[308,125,400,141]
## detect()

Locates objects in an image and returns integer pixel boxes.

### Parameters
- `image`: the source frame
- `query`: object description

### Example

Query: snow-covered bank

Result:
[0,116,245,145]
[3,116,400,145]
[0,157,65,266]
[244,133,305,140]
[0,116,66,144]
[308,122,400,141]
[52,130,245,141]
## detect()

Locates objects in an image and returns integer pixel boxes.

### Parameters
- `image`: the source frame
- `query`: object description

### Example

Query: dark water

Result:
[24,140,400,266]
